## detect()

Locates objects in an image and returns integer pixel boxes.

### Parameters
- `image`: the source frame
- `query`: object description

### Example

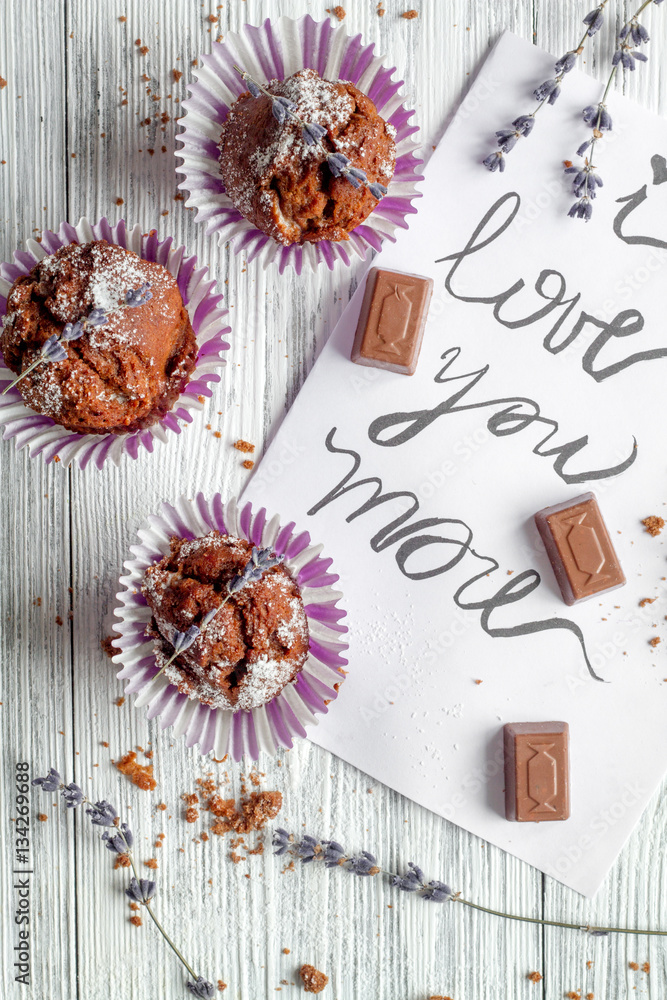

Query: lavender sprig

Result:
[483,2,610,172]
[233,65,388,201]
[273,829,667,938]
[156,545,284,675]
[2,281,153,395]
[32,768,218,997]
[567,0,663,221]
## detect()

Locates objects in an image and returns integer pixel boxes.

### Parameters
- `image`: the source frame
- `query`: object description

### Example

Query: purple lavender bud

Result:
[85,800,118,826]
[347,166,368,185]
[296,835,319,863]
[125,282,153,308]
[61,320,85,341]
[582,105,598,126]
[41,335,67,363]
[583,7,604,35]
[61,782,84,808]
[495,129,518,153]
[302,121,327,146]
[271,95,296,124]
[620,50,636,70]
[588,929,610,936]
[245,77,262,99]
[32,768,61,792]
[321,841,346,867]
[171,624,200,655]
[576,139,592,156]
[512,114,535,136]
[632,23,650,44]
[598,106,613,130]
[422,879,453,902]
[367,182,387,200]
[86,308,107,327]
[568,198,593,221]
[547,83,561,105]
[555,51,578,74]
[619,23,632,40]
[102,822,133,853]
[391,861,425,891]
[125,876,156,903]
[327,152,350,177]
[200,608,219,628]
[272,828,291,856]
[633,50,648,62]
[533,79,559,102]
[186,978,216,999]
[482,151,504,172]
[348,851,378,876]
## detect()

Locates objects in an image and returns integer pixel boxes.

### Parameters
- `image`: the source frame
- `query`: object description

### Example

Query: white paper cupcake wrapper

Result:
[113,493,348,761]
[0,218,231,469]
[176,14,424,273]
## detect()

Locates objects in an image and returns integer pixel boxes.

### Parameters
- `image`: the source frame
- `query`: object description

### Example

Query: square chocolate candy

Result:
[504,722,570,823]
[534,492,625,605]
[351,267,433,375]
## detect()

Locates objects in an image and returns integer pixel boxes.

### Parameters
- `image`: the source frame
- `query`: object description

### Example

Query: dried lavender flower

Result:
[272,828,291,856]
[126,876,157,903]
[41,335,68,363]
[125,281,153,307]
[533,78,561,104]
[482,151,505,173]
[583,5,605,34]
[32,768,62,792]
[102,822,133,853]
[61,320,85,341]
[85,800,118,826]
[296,835,320,863]
[348,851,379,876]
[422,879,453,902]
[86,307,108,327]
[391,862,425,892]
[186,978,216,999]
[555,51,578,74]
[301,121,327,146]
[321,841,346,867]
[61,782,84,808]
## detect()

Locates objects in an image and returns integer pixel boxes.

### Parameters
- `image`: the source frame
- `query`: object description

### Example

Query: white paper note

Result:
[243,31,667,896]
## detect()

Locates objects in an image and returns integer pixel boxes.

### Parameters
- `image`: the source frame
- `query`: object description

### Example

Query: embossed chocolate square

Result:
[534,492,625,606]
[351,267,433,375]
[504,722,570,823]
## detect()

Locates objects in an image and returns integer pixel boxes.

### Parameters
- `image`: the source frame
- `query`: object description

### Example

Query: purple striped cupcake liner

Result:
[0,218,231,469]
[176,14,423,274]
[113,493,348,762]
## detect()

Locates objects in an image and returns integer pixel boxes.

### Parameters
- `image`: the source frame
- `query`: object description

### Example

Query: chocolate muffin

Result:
[218,68,396,245]
[143,532,310,712]
[1,240,198,434]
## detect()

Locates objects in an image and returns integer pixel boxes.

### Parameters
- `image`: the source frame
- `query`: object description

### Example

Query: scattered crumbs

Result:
[282,859,295,874]
[565,993,581,1000]
[207,13,219,22]
[326,6,346,19]
[474,678,483,685]
[629,962,639,971]
[130,915,142,927]
[639,598,656,607]
[139,45,149,55]
[114,696,125,707]
[527,971,542,983]
[283,948,290,955]
[101,741,110,748]
[649,636,661,647]
[55,616,63,626]
[213,431,221,439]
[129,903,140,911]
[118,15,127,22]
[0,77,7,89]
[401,9,419,17]
[173,69,183,82]
[144,858,158,869]
[33,597,42,607]
[116,197,124,206]
[234,439,255,453]
[642,515,664,536]
[175,192,185,201]
[586,994,594,1000]
[377,1,385,14]
[586,961,594,970]
[192,59,199,67]
[217,982,227,993]
[242,459,254,470]
[186,807,200,823]
[642,962,650,974]
[114,853,131,869]
[299,965,329,994]
[114,751,156,791]
[101,636,120,658]
[37,813,48,822]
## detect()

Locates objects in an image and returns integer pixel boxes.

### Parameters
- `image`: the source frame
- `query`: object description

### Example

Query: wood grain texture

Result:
[1,1,666,998]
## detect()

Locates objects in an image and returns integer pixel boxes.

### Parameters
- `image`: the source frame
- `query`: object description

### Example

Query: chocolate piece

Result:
[351,267,433,375]
[504,722,570,823]
[534,492,625,605]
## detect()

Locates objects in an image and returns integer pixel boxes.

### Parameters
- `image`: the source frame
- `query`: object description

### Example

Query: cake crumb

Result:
[642,962,650,973]
[527,971,542,983]
[101,636,120,658]
[156,802,167,811]
[402,9,419,17]
[0,77,7,89]
[326,6,346,19]
[642,515,664,536]
[234,439,255,454]
[130,915,142,926]
[217,982,227,992]
[283,948,291,954]
[37,813,48,822]
[649,636,661,647]
[144,858,158,869]
[114,696,125,707]
[377,2,385,14]
[242,459,254,470]
[114,853,131,869]
[114,751,156,791]
[185,807,199,823]
[173,69,183,82]
[299,964,328,993]
[629,962,639,971]
[639,597,656,607]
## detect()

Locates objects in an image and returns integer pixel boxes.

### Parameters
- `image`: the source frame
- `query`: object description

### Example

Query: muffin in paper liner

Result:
[112,493,348,761]
[176,14,424,273]
[0,218,231,469]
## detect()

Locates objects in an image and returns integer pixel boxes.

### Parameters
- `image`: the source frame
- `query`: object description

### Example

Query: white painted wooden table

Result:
[1,2,666,998]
